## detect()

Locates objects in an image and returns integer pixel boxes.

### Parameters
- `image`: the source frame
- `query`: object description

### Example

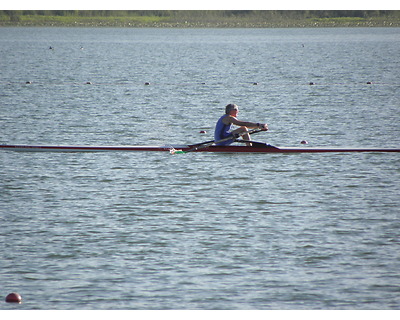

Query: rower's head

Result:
[225,104,239,115]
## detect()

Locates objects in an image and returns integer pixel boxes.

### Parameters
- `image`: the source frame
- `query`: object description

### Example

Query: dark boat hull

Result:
[1,144,400,153]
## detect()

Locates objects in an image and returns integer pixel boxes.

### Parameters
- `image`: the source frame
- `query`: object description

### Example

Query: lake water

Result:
[1,27,399,310]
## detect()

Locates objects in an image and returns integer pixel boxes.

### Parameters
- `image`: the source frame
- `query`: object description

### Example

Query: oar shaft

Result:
[189,128,262,149]
[185,128,264,153]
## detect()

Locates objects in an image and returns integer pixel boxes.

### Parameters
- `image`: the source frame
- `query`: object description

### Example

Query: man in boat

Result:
[214,104,268,146]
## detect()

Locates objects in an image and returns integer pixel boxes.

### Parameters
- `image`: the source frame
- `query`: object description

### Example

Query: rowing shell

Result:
[1,144,400,153]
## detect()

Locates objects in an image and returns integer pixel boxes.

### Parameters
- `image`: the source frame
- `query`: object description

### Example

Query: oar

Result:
[170,128,265,154]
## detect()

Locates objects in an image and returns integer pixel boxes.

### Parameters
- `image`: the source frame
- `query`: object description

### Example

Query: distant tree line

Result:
[1,10,398,19]
[1,10,399,27]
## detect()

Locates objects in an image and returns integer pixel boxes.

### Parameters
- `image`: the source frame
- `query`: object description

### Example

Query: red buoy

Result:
[5,292,22,303]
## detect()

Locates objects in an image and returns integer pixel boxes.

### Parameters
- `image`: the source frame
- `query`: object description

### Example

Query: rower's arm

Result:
[229,117,266,129]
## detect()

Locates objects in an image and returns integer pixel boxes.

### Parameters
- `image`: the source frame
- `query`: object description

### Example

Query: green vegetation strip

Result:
[1,11,399,27]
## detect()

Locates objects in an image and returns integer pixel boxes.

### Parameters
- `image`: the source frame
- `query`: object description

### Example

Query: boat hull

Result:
[1,144,400,153]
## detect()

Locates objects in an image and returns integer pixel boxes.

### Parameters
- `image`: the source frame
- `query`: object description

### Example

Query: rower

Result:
[214,104,268,146]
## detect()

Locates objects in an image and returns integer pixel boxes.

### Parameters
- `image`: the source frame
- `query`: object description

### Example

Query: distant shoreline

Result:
[1,21,399,28]
[1,12,399,28]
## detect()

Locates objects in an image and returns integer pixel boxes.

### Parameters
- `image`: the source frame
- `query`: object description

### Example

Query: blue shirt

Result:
[214,115,234,146]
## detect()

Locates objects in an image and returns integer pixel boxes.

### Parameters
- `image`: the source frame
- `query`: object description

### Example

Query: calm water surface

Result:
[1,27,400,309]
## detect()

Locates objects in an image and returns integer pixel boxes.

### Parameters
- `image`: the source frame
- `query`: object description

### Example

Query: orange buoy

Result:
[5,292,22,303]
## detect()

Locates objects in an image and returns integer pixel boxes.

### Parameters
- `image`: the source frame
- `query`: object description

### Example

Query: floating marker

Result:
[5,293,22,303]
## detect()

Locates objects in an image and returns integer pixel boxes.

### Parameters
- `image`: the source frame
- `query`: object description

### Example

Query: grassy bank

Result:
[1,14,168,27]
[1,11,399,28]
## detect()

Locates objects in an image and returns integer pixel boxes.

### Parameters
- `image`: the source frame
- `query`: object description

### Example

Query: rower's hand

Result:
[259,123,268,131]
